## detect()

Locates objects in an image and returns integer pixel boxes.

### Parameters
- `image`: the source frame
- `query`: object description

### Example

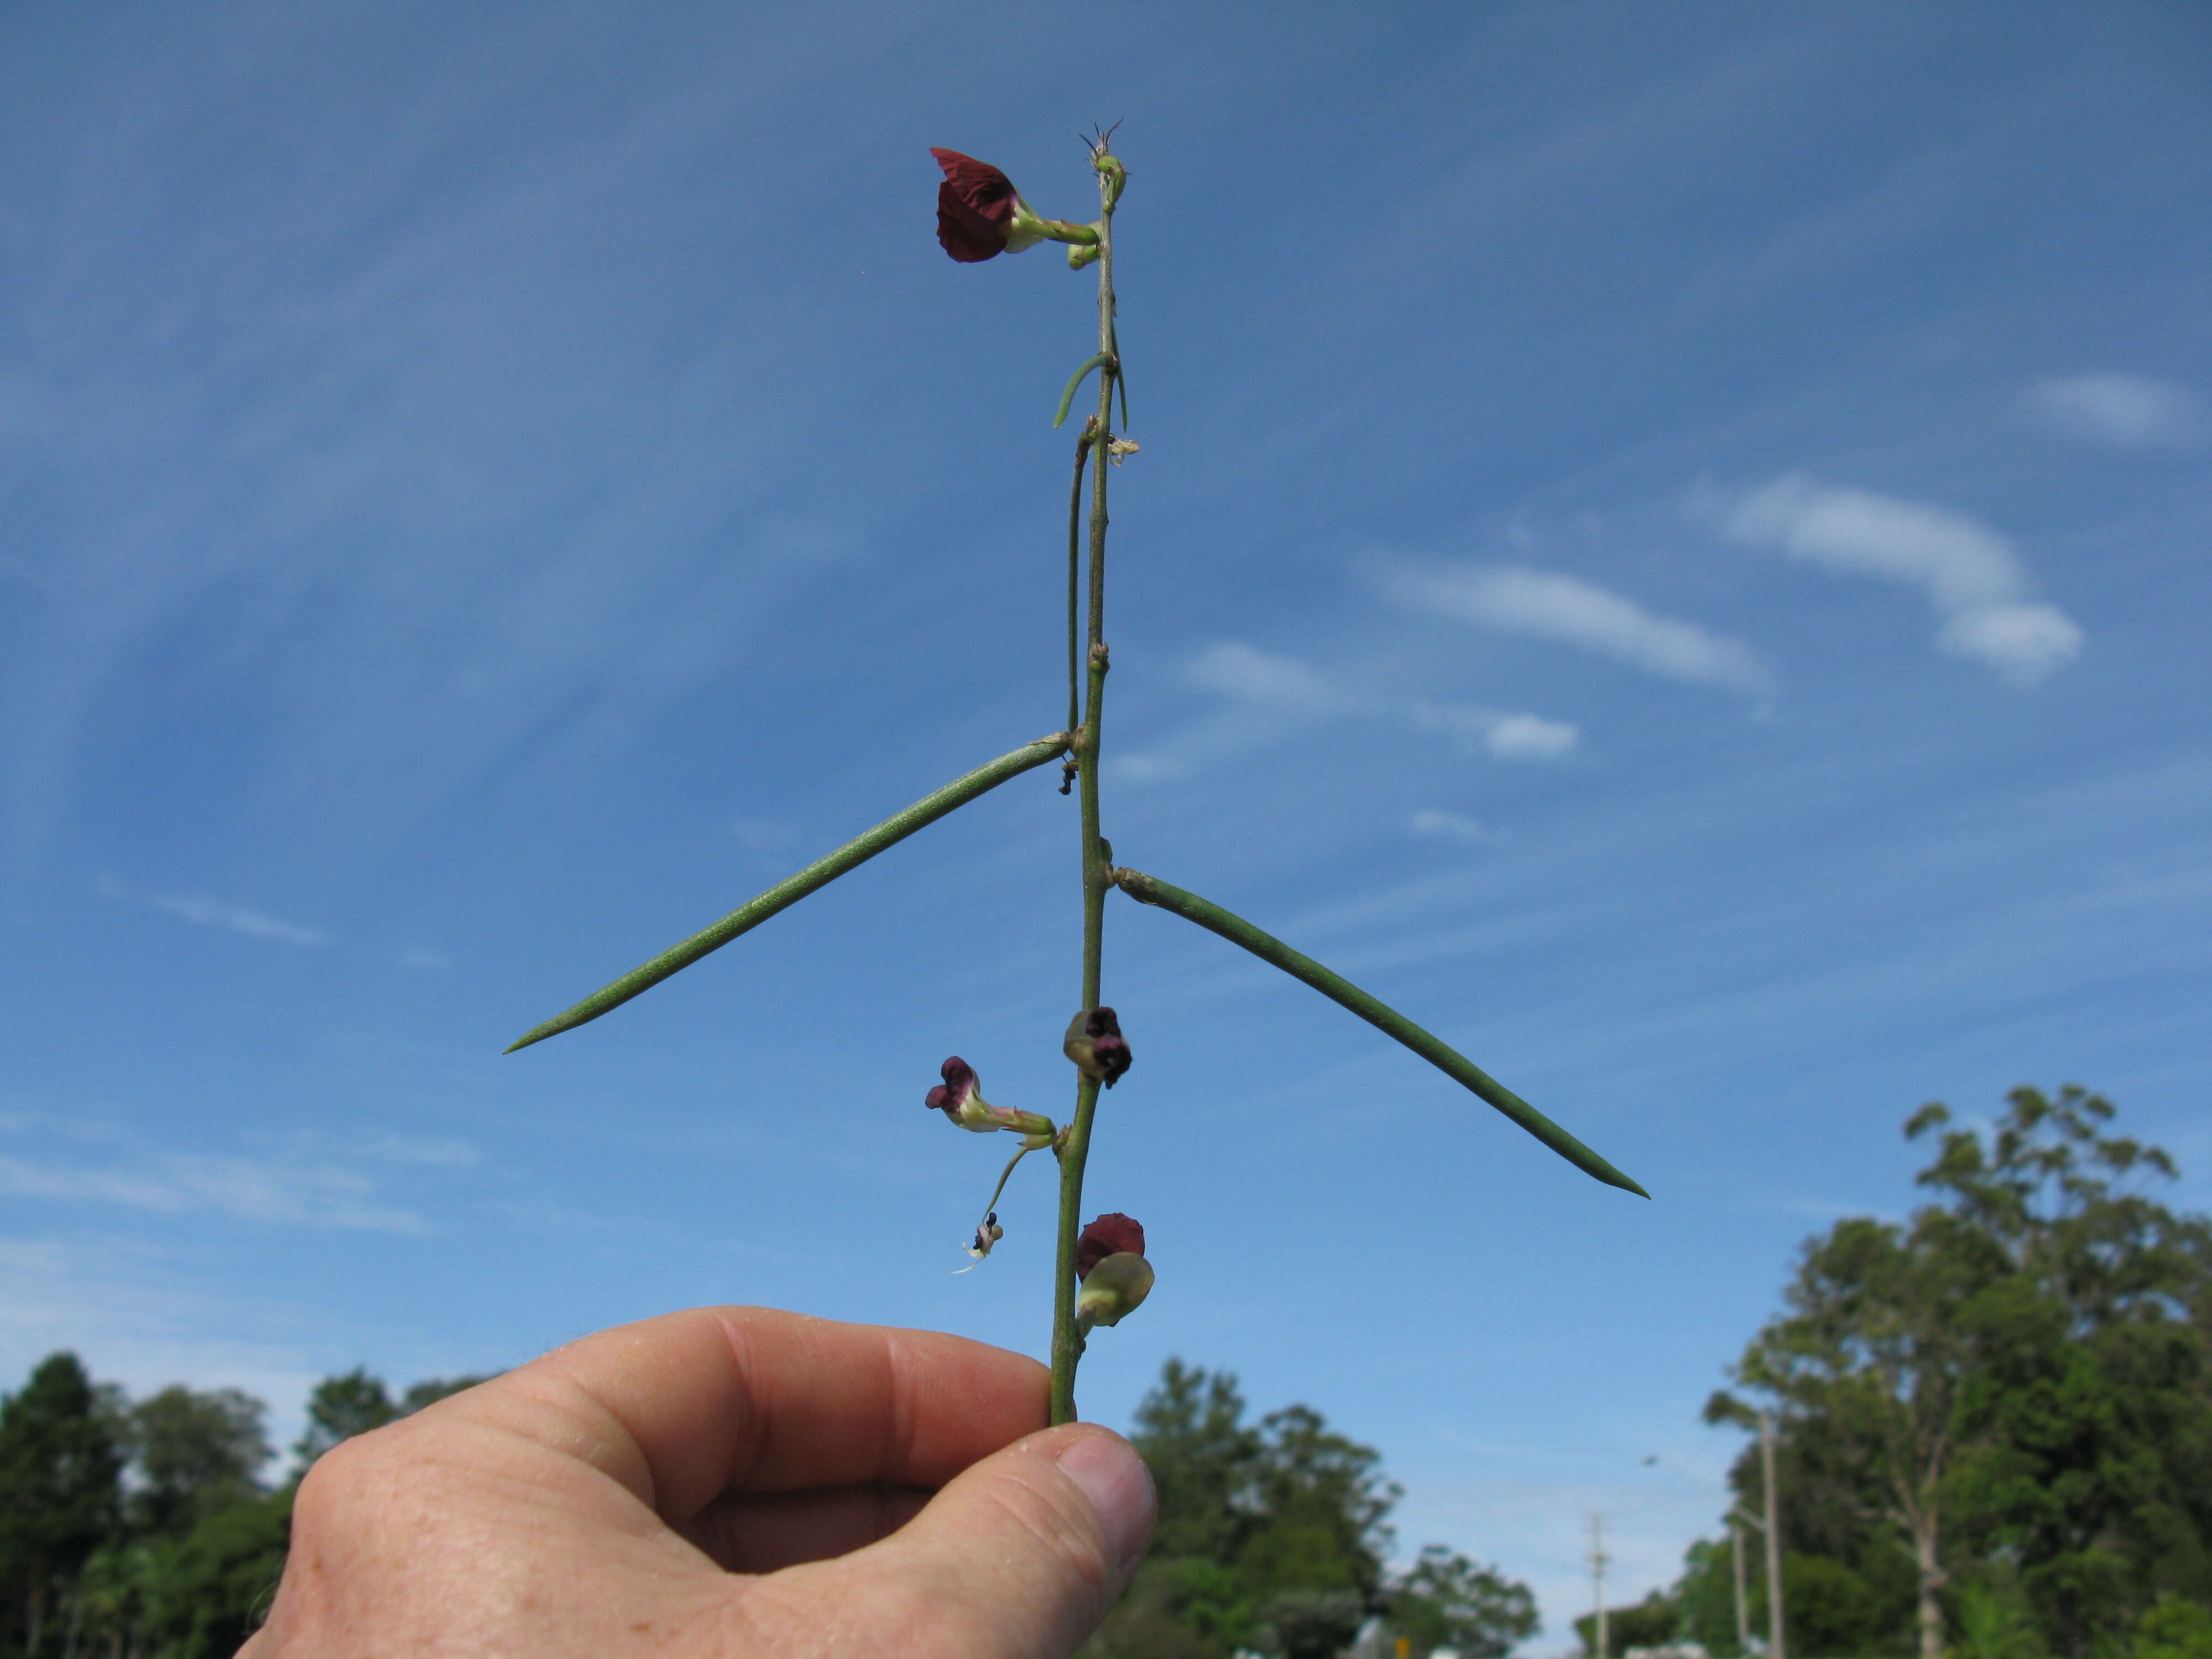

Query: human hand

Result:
[242,1306,1156,1657]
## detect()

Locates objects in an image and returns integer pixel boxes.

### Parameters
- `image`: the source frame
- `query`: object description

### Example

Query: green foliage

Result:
[1390,1545,1540,1658]
[1091,1359,1535,1659]
[0,1353,491,1657]
[1574,1589,1679,1657]
[1674,1536,1746,1658]
[128,1384,270,1536]
[0,1352,124,1653]
[2132,1599,2212,1659]
[294,1366,397,1469]
[1707,1087,2212,1659]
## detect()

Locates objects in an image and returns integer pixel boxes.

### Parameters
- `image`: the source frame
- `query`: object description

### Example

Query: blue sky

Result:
[3,0,2208,1643]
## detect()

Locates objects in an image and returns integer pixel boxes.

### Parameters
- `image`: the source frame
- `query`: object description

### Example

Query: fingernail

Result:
[1055,1430,1155,1579]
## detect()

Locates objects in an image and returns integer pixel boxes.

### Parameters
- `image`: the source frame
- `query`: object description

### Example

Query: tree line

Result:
[0,1359,488,1658]
[1590,1088,2212,1659]
[1078,1359,1537,1659]
[20,1083,2196,1659]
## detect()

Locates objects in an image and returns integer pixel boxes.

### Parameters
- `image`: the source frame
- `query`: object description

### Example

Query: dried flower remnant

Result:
[953,1211,1005,1274]
[1063,1007,1132,1088]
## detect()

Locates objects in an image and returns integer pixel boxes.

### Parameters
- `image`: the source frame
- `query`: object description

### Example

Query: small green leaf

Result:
[1052,354,1108,429]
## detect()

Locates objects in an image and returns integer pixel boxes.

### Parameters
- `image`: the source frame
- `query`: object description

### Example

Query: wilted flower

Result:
[925,1056,1056,1144]
[1075,1212,1145,1280]
[1063,1008,1133,1088]
[952,1210,1005,1274]
[1077,1251,1154,1331]
[931,148,1099,264]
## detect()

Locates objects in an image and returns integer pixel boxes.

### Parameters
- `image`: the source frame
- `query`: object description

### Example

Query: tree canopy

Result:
[0,1358,492,1658]
[1695,1087,2212,1659]
[1082,1358,1535,1659]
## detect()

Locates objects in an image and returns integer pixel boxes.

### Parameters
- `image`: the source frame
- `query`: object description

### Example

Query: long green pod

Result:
[505,734,1072,1053]
[1111,866,1648,1198]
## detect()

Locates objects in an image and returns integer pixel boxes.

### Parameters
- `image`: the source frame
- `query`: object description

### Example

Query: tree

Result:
[1090,1360,1407,1658]
[1390,1546,1539,1658]
[1714,1088,2212,1659]
[293,1368,397,1469]
[128,1384,270,1536]
[293,1366,495,1471]
[0,1352,123,1654]
[1575,1590,1679,1658]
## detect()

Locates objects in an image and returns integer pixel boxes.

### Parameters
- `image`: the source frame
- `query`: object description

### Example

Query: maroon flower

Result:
[1063,1006,1133,1088]
[931,148,1024,263]
[1076,1212,1145,1281]
[924,1055,1056,1142]
[925,1055,982,1121]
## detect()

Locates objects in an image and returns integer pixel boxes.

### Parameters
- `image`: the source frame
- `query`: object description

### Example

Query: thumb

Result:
[744,1424,1154,1659]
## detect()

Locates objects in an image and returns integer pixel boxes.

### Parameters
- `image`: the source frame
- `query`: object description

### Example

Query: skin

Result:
[242,1307,1156,1658]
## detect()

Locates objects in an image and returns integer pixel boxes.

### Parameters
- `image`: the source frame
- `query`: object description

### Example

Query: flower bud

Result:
[1063,1007,1133,1089]
[1076,1212,1145,1280]
[1076,1252,1154,1330]
[924,1056,1055,1141]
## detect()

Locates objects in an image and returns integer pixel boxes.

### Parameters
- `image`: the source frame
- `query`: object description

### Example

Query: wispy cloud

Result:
[96,877,335,947]
[399,947,450,972]
[1183,641,1360,718]
[1411,700,1579,761]
[0,1112,467,1234]
[1379,562,1777,699]
[1409,808,1488,845]
[1114,643,1578,781]
[0,1151,430,1234]
[1721,474,2082,685]
[2027,374,2206,448]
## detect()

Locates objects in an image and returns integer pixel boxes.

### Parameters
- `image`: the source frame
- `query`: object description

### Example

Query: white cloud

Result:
[1723,474,2082,685]
[2028,374,2206,448]
[0,1113,452,1234]
[1183,641,1364,717]
[1381,563,1776,698]
[1115,643,1579,781]
[1411,701,1579,761]
[399,947,450,971]
[1410,809,1488,845]
[0,1151,430,1233]
[96,877,335,947]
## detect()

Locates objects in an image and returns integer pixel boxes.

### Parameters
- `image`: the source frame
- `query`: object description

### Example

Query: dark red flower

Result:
[925,1056,981,1121]
[1076,1212,1145,1280]
[931,148,1021,263]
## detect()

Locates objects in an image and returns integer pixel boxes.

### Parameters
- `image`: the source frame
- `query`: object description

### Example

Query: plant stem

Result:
[1049,153,1123,1425]
[505,733,1071,1052]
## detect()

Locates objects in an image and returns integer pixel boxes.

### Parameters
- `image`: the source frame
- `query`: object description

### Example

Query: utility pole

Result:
[1760,1408,1785,1659]
[1728,1410,1784,1659]
[1731,1516,1750,1653]
[1590,1514,1610,1659]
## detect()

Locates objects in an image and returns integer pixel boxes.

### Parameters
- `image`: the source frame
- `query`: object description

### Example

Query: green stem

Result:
[1110,865,1650,1198]
[504,733,1071,1053]
[1066,426,1093,751]
[1050,152,1123,1426]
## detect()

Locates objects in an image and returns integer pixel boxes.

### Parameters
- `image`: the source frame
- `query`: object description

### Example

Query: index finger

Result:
[466,1306,1049,1525]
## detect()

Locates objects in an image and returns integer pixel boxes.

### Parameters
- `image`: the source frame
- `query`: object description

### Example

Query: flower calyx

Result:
[1063,1008,1132,1089]
[925,1056,1056,1145]
[930,149,1099,264]
[1074,1212,1151,1332]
